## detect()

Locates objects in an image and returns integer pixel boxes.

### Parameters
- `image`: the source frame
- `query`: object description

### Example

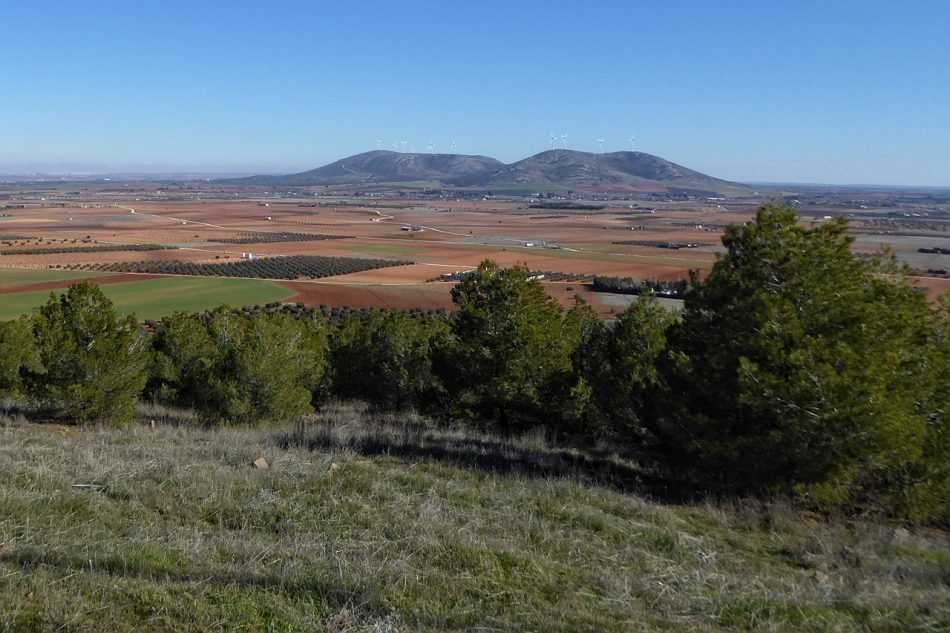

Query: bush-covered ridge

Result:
[65,254,414,279]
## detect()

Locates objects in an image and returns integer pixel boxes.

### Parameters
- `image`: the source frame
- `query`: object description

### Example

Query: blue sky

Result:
[1,0,947,185]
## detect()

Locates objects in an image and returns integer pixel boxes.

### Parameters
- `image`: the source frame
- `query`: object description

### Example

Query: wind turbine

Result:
[628,135,635,151]
[401,140,408,152]
[426,141,435,153]
[597,138,605,154]
[451,139,457,153]
[375,139,382,149]
[393,141,399,151]
[550,133,556,150]
[561,134,568,149]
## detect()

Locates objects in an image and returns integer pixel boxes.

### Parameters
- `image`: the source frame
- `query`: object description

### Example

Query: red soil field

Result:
[279,280,455,311]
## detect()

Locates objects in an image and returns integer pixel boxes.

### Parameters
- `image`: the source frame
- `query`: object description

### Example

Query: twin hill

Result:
[224,149,750,196]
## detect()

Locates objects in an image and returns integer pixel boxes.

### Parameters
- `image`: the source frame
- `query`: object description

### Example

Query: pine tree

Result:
[27,282,147,425]
[445,260,575,430]
[660,205,944,518]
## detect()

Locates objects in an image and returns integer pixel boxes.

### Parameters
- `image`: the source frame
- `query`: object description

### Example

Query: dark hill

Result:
[486,150,748,196]
[221,149,750,196]
[224,150,504,187]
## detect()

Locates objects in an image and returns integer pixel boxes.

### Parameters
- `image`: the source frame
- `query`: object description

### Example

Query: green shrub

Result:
[26,282,147,425]
[657,205,948,522]
[149,310,328,425]
[330,311,449,411]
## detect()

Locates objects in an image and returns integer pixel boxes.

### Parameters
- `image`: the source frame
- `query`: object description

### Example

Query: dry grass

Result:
[0,403,946,631]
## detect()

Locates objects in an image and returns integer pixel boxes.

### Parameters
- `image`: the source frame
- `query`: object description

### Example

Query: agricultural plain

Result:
[1,183,947,319]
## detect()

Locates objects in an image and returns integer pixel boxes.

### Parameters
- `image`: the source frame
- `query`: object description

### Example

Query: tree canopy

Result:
[657,205,945,517]
[26,282,147,425]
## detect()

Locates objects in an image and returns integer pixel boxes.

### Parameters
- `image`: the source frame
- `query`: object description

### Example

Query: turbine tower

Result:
[426,141,435,153]
[451,139,457,153]
[597,138,605,154]
[629,135,635,151]
[375,139,382,149]
[550,133,556,150]
[561,134,568,150]
[401,140,408,152]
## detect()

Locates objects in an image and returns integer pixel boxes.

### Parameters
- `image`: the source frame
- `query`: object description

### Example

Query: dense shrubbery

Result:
[69,254,413,279]
[24,282,148,424]
[148,310,328,424]
[2,205,947,523]
[330,311,450,411]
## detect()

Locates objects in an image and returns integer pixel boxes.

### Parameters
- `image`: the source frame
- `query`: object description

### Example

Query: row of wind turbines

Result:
[549,134,636,154]
[374,140,457,153]
[371,135,637,155]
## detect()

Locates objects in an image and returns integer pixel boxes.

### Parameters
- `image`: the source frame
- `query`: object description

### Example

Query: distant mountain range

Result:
[222,149,751,196]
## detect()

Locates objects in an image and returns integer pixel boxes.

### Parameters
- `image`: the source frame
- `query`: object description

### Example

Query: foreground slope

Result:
[0,406,945,631]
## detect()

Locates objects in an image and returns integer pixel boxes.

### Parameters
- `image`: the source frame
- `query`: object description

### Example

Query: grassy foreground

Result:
[0,405,947,632]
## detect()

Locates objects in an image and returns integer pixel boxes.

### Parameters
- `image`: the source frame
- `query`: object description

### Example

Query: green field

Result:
[0,268,111,288]
[0,276,295,320]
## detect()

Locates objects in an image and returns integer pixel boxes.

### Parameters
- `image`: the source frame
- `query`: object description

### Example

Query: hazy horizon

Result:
[3,153,950,191]
[3,1,948,187]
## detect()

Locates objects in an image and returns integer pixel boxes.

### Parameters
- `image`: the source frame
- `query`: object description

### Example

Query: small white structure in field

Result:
[265,216,272,221]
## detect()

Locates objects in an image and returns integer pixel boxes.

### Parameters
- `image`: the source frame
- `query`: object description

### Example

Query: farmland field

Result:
[0,268,111,287]
[0,276,294,321]
[0,188,947,317]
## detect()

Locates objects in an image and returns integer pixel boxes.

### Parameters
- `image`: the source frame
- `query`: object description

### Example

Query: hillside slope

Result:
[486,150,749,195]
[0,405,945,631]
[226,150,504,186]
[222,149,750,195]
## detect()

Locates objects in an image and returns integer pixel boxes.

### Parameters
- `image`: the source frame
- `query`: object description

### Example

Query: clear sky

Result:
[1,0,948,185]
